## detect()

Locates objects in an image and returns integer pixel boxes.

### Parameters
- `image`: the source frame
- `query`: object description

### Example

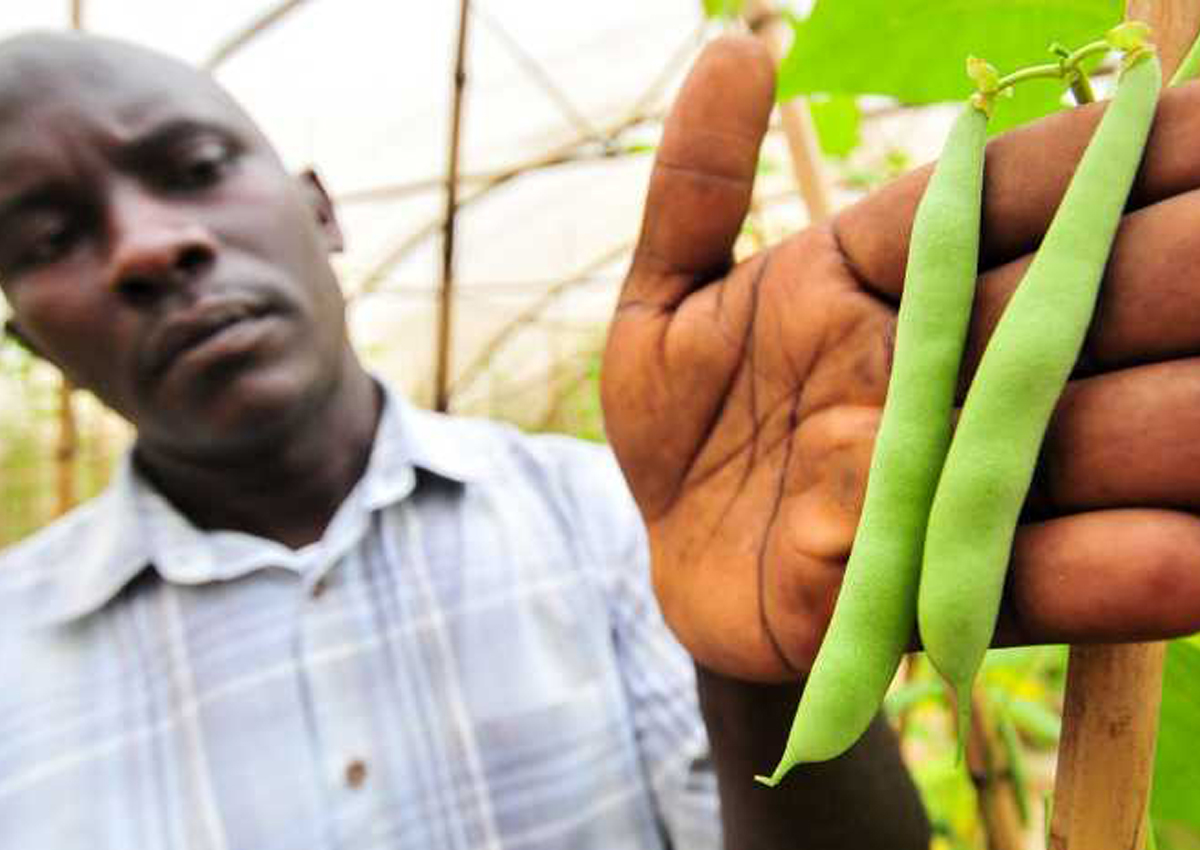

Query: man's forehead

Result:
[0,32,251,135]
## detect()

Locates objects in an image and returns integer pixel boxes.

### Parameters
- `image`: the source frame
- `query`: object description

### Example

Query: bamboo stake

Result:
[1049,6,1198,848]
[434,0,471,413]
[204,0,312,72]
[740,0,833,223]
[53,2,84,518]
[54,378,77,517]
[1050,642,1166,850]
[473,5,599,143]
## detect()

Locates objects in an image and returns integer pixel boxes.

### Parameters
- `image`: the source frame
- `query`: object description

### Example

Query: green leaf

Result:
[1151,641,1200,848]
[701,0,743,19]
[911,755,984,849]
[1002,693,1061,747]
[778,0,1123,131]
[884,677,946,717]
[808,94,861,156]
[996,709,1031,825]
[1157,821,1200,850]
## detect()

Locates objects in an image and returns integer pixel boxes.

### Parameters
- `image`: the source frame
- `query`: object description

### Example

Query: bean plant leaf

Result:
[998,692,1061,747]
[996,710,1031,825]
[883,677,945,718]
[1151,640,1200,850]
[808,94,860,156]
[777,0,1123,133]
[701,0,743,20]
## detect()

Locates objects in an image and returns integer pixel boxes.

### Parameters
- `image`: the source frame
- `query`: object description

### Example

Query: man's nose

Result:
[104,186,217,299]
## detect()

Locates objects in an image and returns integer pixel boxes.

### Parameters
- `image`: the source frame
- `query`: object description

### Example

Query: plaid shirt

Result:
[0,386,720,849]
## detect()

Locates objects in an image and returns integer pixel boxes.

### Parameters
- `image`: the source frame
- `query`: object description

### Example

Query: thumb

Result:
[624,34,776,307]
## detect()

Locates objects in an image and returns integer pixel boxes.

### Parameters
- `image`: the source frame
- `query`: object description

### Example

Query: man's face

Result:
[0,34,349,461]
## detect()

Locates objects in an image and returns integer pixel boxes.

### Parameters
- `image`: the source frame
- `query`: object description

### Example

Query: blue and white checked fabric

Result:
[0,384,720,849]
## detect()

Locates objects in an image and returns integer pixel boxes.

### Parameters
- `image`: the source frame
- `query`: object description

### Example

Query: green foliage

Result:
[1152,639,1200,850]
[700,0,743,20]
[537,347,607,443]
[778,0,1123,132]
[838,147,912,192]
[808,94,860,156]
[911,753,984,850]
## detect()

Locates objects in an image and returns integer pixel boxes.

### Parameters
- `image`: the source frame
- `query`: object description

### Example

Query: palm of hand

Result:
[605,227,893,680]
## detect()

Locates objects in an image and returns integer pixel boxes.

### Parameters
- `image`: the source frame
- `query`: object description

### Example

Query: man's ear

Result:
[297,168,344,254]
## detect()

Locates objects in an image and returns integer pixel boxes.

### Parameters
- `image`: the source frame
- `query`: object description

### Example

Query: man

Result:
[0,29,927,850]
[0,26,1197,850]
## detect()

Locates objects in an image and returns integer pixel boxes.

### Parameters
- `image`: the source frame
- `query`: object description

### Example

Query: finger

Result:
[960,188,1200,384]
[835,79,1200,297]
[998,508,1200,646]
[1032,357,1200,515]
[622,35,775,307]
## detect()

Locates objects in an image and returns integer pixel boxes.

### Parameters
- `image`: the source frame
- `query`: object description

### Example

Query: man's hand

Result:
[602,35,1200,683]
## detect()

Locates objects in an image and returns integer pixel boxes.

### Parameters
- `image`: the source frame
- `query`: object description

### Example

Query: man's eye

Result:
[173,139,236,189]
[15,215,77,268]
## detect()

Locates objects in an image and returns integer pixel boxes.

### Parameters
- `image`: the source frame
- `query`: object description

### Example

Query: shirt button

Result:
[310,577,328,599]
[345,759,368,789]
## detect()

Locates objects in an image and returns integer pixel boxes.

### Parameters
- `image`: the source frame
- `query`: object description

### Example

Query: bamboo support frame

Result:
[204,0,312,72]
[353,22,703,300]
[434,0,471,413]
[54,379,77,517]
[53,1,84,518]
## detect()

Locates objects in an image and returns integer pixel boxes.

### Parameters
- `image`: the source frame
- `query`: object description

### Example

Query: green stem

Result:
[995,62,1061,89]
[987,41,1113,102]
[1069,71,1096,104]
[1064,40,1110,71]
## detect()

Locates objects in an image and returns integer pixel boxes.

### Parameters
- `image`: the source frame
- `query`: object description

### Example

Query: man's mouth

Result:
[145,298,277,380]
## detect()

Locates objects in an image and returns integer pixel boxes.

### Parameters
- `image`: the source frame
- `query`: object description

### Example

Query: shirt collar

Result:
[19,381,487,626]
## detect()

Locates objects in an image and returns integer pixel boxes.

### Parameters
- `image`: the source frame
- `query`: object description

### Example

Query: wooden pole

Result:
[740,0,833,224]
[54,378,77,517]
[1050,643,1167,850]
[204,0,312,72]
[54,2,84,518]
[1050,7,1198,848]
[434,0,471,413]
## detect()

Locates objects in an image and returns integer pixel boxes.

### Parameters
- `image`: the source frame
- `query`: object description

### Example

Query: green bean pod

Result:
[918,52,1162,741]
[756,100,989,784]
